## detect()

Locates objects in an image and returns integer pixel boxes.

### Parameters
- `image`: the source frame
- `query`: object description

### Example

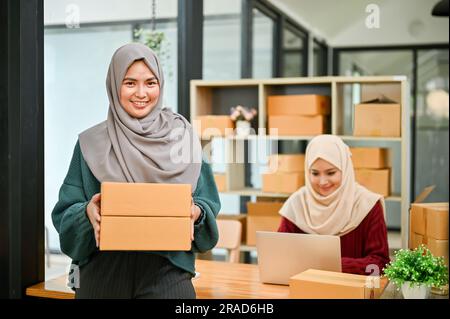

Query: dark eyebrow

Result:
[122,77,157,82]
[311,168,337,172]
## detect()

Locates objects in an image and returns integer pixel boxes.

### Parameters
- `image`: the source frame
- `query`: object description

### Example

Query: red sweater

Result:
[277,201,390,275]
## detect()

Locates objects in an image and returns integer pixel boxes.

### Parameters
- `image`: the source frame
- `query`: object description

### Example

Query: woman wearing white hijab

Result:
[278,135,389,275]
[52,43,220,298]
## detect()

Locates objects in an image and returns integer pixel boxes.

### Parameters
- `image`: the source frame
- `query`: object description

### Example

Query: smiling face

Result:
[119,60,160,119]
[309,158,343,196]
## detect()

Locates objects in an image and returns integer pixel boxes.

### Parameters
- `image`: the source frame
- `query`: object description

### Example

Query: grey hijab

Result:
[79,43,202,191]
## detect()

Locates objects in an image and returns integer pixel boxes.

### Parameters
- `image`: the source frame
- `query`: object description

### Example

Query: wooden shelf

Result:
[202,135,402,142]
[191,76,411,248]
[222,188,403,202]
[222,188,289,198]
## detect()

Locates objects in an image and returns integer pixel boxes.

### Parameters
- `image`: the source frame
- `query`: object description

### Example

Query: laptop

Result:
[256,231,342,285]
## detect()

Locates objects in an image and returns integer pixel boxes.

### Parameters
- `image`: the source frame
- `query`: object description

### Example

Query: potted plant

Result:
[383,245,448,299]
[230,105,257,137]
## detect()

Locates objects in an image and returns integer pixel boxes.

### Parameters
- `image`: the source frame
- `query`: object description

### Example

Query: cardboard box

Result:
[262,172,305,194]
[247,201,284,217]
[214,173,227,192]
[409,186,449,264]
[410,202,449,240]
[354,169,390,197]
[289,269,387,299]
[353,102,401,137]
[268,154,305,173]
[100,182,192,251]
[361,83,401,104]
[267,95,331,116]
[246,216,282,246]
[350,147,388,169]
[268,115,328,136]
[427,238,449,265]
[217,213,247,244]
[195,115,234,138]
[426,204,449,240]
[101,182,191,217]
[100,216,191,251]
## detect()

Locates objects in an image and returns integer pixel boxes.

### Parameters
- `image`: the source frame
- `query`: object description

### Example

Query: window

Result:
[282,26,306,77]
[313,39,328,76]
[252,8,275,78]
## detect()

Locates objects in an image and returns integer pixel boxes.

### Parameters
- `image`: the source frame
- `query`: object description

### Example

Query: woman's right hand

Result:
[86,193,101,247]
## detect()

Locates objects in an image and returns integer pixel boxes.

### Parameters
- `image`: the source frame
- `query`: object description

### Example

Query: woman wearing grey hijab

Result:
[52,43,220,299]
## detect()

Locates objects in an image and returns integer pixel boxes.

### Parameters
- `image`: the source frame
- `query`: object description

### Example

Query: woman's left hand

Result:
[190,199,202,241]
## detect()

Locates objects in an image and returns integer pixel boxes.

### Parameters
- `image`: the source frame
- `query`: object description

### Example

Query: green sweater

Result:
[52,141,220,275]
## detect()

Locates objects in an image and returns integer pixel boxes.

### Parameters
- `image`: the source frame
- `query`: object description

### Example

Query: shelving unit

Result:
[191,76,410,248]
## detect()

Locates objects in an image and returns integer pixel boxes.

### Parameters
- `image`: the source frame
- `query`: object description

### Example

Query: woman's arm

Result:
[51,142,98,262]
[191,159,221,253]
[341,201,390,275]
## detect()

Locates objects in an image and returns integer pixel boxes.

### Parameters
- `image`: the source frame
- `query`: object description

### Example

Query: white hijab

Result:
[279,135,385,236]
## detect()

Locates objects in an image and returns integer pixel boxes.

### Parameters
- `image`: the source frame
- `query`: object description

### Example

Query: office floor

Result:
[45,230,402,281]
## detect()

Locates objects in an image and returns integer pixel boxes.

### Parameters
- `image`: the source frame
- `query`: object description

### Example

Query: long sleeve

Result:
[191,159,221,253]
[51,142,98,262]
[341,201,390,275]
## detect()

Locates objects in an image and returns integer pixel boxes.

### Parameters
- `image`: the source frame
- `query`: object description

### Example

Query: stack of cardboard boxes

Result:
[351,147,390,197]
[100,182,192,251]
[262,154,305,194]
[246,201,284,246]
[267,94,331,136]
[409,193,449,265]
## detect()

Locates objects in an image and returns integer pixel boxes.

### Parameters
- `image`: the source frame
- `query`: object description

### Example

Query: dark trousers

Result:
[75,251,196,299]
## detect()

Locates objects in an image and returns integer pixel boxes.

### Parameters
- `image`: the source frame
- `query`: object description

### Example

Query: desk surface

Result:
[26,260,288,299]
[26,259,446,299]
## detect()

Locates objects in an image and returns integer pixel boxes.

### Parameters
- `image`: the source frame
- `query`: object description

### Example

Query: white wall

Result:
[44,0,177,25]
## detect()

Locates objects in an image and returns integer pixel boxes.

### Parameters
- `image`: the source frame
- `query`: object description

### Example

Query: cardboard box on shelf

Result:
[268,154,305,173]
[246,216,282,246]
[217,213,247,244]
[353,99,401,137]
[247,201,284,217]
[289,269,388,299]
[267,95,331,116]
[100,182,192,251]
[268,115,328,136]
[354,169,390,197]
[195,115,234,139]
[361,83,401,104]
[262,172,304,194]
[100,216,191,251]
[350,147,388,169]
[214,173,227,192]
[101,182,191,217]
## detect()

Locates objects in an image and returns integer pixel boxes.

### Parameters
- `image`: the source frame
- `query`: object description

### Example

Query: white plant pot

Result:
[236,120,251,137]
[401,282,430,299]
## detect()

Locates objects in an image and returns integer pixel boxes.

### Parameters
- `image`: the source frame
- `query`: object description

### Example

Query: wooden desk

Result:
[26,259,447,299]
[26,260,288,299]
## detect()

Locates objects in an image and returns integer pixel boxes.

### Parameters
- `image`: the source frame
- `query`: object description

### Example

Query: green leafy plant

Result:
[134,28,173,79]
[383,245,448,288]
